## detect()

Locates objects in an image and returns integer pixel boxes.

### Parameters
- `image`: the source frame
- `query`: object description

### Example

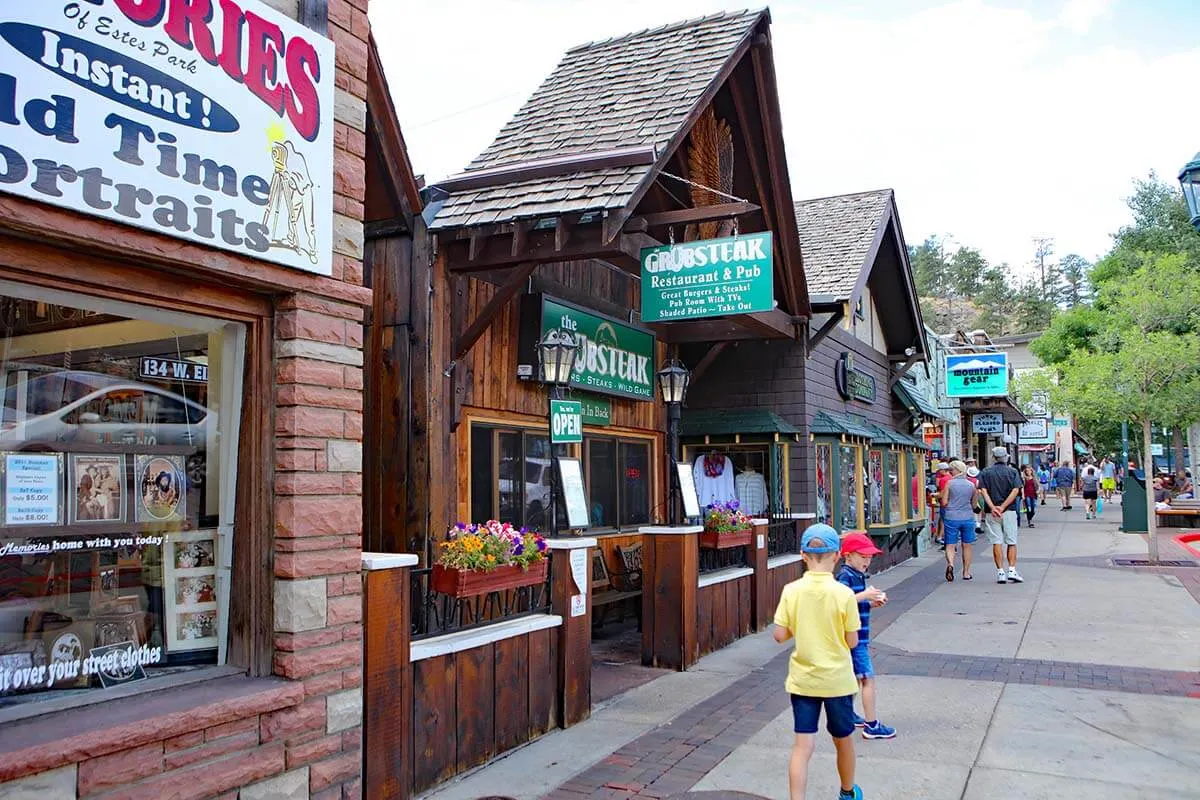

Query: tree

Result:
[910,236,950,297]
[1090,174,1200,285]
[949,246,986,300]
[1057,254,1092,308]
[974,265,1016,335]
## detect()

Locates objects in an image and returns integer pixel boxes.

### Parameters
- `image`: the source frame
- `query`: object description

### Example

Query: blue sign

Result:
[945,352,1008,398]
[4,453,61,526]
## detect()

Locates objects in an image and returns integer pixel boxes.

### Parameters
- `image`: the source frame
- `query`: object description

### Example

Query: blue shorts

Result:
[850,644,874,679]
[790,693,857,737]
[943,517,977,545]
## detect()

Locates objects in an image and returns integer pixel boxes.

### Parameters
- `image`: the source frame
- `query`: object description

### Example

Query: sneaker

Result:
[1027,522,1036,528]
[838,786,864,800]
[862,720,897,739]
[853,712,867,728]
[1007,568,1024,583]
[996,569,1007,583]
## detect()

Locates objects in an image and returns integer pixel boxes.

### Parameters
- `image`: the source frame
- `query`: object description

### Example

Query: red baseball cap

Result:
[841,531,882,556]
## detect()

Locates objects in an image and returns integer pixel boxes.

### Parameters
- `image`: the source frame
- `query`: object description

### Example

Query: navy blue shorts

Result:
[789,693,857,737]
[850,644,874,679]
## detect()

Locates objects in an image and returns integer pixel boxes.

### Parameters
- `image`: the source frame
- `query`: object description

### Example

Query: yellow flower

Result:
[486,555,496,563]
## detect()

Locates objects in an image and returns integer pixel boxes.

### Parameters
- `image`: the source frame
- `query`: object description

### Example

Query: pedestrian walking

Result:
[1053,461,1075,510]
[1021,465,1038,528]
[1036,463,1051,505]
[938,460,976,582]
[835,533,894,741]
[1100,456,1118,502]
[966,464,982,534]
[932,461,951,546]
[979,446,1024,584]
[773,524,865,800]
[1080,460,1102,519]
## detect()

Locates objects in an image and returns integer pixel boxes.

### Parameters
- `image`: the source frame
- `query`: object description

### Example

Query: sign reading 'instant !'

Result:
[0,0,335,275]
[549,400,582,444]
[640,233,775,322]
[945,353,1008,398]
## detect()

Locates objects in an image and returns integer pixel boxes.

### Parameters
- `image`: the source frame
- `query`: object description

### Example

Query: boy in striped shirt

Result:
[835,532,895,740]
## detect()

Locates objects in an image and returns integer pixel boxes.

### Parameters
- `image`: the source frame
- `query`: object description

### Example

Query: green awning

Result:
[893,381,947,423]
[1074,442,1090,455]
[811,411,877,440]
[866,423,928,450]
[680,408,801,438]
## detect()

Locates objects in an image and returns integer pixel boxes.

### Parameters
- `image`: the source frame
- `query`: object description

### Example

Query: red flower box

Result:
[699,526,753,550]
[430,560,549,598]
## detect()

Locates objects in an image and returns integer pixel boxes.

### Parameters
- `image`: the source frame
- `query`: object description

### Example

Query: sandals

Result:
[963,573,974,581]
[945,564,955,582]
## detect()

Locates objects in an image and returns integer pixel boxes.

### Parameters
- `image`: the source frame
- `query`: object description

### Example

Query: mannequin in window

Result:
[734,463,767,515]
[693,450,737,507]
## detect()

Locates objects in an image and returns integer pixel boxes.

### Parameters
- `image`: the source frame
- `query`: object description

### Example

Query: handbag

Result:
[1097,497,1103,514]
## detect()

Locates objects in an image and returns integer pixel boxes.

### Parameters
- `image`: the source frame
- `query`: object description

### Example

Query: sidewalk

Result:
[422,507,1200,800]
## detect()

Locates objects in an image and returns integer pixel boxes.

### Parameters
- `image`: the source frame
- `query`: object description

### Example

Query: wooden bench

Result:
[1157,500,1200,528]
[591,545,642,629]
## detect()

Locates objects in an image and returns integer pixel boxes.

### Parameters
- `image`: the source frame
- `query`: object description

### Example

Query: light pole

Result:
[1178,152,1200,233]
[656,359,691,525]
[536,328,579,537]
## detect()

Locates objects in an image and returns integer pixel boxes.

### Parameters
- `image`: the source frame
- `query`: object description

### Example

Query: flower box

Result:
[699,525,753,550]
[430,560,549,598]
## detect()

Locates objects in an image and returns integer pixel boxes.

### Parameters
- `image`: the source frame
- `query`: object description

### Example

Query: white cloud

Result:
[372,0,1200,275]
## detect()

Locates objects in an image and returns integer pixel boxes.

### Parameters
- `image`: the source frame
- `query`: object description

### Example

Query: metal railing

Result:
[410,563,554,641]
[698,545,749,574]
[766,516,802,558]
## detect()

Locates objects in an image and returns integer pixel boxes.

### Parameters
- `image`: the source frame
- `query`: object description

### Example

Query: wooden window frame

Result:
[584,434,653,532]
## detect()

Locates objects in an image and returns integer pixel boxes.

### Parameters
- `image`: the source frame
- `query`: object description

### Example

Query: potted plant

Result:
[699,500,753,549]
[431,520,550,597]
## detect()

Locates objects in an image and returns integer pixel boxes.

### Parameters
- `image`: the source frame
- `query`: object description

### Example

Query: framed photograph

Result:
[174,575,216,605]
[89,641,148,689]
[173,539,214,570]
[70,454,125,524]
[175,610,217,646]
[162,530,219,653]
[134,454,186,523]
[39,620,94,689]
[94,614,141,650]
[2,452,64,527]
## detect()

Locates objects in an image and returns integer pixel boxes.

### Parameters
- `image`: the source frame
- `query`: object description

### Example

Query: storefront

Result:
[0,3,388,797]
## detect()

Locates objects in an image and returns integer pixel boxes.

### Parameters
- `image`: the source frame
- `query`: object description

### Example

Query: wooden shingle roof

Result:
[794,189,893,299]
[430,10,765,231]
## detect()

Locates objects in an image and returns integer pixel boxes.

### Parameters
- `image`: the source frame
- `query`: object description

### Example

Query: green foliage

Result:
[1057,254,1092,307]
[1031,306,1108,364]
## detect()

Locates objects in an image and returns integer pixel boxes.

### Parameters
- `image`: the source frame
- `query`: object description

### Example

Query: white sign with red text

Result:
[0,0,335,275]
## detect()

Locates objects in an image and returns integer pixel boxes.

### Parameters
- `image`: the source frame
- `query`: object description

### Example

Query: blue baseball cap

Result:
[801,524,840,554]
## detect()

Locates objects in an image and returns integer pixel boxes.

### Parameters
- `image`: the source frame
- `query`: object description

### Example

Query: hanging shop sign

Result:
[549,399,583,444]
[834,352,876,404]
[0,1,336,276]
[1018,417,1051,443]
[518,295,655,401]
[579,395,611,426]
[971,413,1003,435]
[945,353,1008,397]
[639,232,774,322]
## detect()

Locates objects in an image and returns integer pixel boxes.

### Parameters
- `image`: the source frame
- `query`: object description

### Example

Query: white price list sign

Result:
[4,453,62,526]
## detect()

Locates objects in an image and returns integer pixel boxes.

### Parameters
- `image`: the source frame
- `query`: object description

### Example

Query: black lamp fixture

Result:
[537,328,579,387]
[1178,152,1200,233]
[657,359,691,524]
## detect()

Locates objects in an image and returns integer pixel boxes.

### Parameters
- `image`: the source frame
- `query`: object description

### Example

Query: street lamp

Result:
[537,328,579,536]
[656,359,691,524]
[1178,152,1200,233]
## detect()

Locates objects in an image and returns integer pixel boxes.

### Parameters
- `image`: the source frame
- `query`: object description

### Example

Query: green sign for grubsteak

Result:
[640,232,775,322]
[519,295,656,401]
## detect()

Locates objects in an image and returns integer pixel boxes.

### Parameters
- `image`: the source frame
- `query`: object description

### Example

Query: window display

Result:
[908,450,925,519]
[838,444,860,531]
[0,288,242,706]
[815,444,831,523]
[867,450,883,525]
[886,451,902,523]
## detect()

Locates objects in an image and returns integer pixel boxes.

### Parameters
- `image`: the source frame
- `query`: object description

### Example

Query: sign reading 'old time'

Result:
[640,232,775,322]
[0,0,336,275]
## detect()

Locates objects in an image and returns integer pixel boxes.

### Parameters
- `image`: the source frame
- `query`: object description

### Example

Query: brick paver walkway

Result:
[542,544,1200,800]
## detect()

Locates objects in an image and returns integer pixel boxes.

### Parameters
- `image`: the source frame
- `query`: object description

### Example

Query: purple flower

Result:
[535,539,548,552]
[513,543,525,556]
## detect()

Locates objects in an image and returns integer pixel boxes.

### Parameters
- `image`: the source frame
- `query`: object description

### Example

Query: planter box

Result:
[699,526,753,550]
[430,560,549,598]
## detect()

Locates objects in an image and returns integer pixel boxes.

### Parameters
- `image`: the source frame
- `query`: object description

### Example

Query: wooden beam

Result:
[731,308,797,339]
[443,223,659,274]
[555,215,575,252]
[468,229,484,262]
[887,353,922,388]
[648,308,797,344]
[364,217,409,241]
[690,342,729,384]
[453,262,539,361]
[511,219,532,258]
[806,309,844,356]
[626,202,760,231]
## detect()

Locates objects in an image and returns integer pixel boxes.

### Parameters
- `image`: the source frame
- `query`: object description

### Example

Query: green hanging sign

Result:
[640,232,775,322]
[549,399,583,444]
[579,395,611,426]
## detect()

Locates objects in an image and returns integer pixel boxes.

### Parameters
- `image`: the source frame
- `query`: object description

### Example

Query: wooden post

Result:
[639,526,701,670]
[548,538,596,727]
[748,518,770,631]
[362,553,418,800]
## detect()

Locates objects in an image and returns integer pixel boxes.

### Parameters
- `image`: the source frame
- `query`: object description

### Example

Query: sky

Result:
[371,0,1200,278]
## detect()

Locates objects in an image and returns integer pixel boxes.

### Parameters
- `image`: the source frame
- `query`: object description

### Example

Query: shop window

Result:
[815,444,832,523]
[838,444,861,531]
[0,287,243,708]
[469,425,552,531]
[867,450,884,525]
[584,436,650,530]
[887,451,903,523]
[907,451,925,519]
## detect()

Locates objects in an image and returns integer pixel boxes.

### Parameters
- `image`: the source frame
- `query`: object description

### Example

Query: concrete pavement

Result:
[421,503,1200,800]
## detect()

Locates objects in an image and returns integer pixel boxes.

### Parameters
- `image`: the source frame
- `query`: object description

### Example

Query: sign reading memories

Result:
[0,0,336,275]
[945,353,1008,398]
[640,232,775,322]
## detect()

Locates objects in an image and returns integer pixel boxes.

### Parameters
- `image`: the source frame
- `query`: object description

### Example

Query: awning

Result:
[680,408,801,439]
[1019,444,1053,452]
[893,382,948,423]
[958,396,1028,424]
[810,410,877,440]
[1074,442,1091,456]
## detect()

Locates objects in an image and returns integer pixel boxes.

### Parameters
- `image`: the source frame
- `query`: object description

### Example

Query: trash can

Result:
[1121,469,1148,533]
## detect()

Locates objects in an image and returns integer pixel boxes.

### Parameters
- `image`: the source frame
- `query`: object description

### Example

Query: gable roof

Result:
[430,10,765,231]
[794,189,892,299]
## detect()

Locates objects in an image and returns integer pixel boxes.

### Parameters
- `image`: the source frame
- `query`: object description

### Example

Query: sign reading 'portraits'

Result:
[945,353,1008,398]
[640,233,775,322]
[0,0,335,275]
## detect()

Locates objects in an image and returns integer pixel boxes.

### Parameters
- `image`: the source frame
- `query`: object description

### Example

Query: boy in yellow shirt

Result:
[773,524,864,800]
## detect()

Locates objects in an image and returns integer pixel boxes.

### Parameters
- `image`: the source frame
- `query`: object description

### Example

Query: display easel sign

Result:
[676,462,701,520]
[556,458,590,530]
